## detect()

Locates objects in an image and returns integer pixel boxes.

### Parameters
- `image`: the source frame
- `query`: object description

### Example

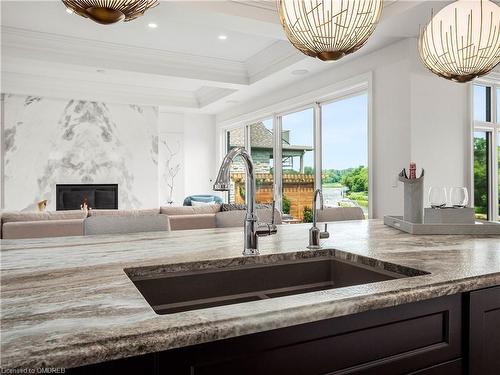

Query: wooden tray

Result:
[384,215,500,235]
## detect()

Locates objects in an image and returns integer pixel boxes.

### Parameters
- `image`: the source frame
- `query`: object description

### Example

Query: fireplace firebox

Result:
[56,184,118,211]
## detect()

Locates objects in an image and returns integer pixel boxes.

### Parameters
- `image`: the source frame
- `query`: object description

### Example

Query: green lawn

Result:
[322,182,344,188]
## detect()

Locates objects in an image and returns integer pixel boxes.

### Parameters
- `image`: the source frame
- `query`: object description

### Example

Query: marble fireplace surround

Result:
[1,94,160,211]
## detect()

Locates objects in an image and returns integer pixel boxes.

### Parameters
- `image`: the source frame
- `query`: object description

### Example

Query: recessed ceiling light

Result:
[65,8,73,14]
[218,35,228,40]
[291,69,309,76]
[148,23,158,29]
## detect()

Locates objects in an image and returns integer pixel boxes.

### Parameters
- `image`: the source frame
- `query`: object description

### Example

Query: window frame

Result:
[219,75,373,218]
[471,77,500,221]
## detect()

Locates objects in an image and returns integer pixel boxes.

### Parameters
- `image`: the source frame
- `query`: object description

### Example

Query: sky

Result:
[473,85,488,122]
[281,93,368,170]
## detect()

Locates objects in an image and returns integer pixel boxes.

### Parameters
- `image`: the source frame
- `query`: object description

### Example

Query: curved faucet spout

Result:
[213,147,276,255]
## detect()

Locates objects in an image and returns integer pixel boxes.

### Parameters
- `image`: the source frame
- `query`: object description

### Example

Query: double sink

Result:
[125,250,427,315]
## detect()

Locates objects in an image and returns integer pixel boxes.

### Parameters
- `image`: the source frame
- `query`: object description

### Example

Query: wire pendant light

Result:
[277,0,383,61]
[62,0,158,24]
[418,0,500,83]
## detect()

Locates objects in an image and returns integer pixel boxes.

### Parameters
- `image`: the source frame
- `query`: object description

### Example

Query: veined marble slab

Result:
[2,95,159,211]
[1,220,499,369]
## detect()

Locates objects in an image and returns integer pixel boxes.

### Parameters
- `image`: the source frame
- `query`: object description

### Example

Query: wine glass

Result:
[449,187,469,208]
[428,187,447,209]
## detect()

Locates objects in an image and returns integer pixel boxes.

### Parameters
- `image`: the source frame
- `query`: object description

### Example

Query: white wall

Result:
[158,112,216,205]
[216,38,471,218]
[409,60,470,205]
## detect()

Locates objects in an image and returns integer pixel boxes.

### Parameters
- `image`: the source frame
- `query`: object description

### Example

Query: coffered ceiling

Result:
[1,1,453,113]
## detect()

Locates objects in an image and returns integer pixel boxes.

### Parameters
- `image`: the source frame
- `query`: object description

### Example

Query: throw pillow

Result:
[191,200,216,206]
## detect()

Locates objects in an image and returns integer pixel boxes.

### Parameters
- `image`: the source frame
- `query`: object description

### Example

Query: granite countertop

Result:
[1,220,499,369]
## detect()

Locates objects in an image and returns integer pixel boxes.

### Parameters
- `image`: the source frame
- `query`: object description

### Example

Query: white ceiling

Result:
[0,1,454,114]
[1,1,278,62]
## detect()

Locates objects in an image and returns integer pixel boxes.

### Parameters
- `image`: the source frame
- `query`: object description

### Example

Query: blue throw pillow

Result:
[191,195,218,203]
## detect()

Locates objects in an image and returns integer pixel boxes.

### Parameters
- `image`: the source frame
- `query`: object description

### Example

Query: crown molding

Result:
[195,87,238,108]
[1,71,200,108]
[246,40,304,84]
[1,26,249,86]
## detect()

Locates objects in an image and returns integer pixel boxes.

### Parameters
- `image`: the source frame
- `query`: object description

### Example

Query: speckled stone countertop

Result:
[1,220,499,369]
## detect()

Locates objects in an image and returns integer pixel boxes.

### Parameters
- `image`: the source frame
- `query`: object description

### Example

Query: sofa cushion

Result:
[317,207,365,222]
[2,219,85,239]
[191,200,215,206]
[1,210,87,223]
[215,208,282,228]
[160,205,221,216]
[168,214,217,231]
[88,208,160,216]
[84,215,170,235]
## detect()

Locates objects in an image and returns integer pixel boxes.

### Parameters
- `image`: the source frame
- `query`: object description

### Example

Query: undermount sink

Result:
[125,251,427,315]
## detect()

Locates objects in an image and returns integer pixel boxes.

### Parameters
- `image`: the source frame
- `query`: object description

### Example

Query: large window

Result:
[250,119,274,205]
[321,94,368,216]
[226,119,274,205]
[473,131,489,220]
[226,127,246,204]
[223,87,370,222]
[472,83,500,221]
[281,108,315,222]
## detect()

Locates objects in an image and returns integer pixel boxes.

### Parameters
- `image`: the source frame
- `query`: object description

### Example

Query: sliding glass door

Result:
[226,127,245,204]
[250,119,274,205]
[222,87,370,221]
[321,94,368,216]
[281,108,315,222]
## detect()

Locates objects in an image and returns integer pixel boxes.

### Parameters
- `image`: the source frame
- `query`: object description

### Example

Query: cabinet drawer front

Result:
[190,295,462,375]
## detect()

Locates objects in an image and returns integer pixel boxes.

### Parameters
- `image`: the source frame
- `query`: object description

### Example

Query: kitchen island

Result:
[1,220,499,373]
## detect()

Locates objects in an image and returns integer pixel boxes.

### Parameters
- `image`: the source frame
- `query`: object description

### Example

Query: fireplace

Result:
[56,184,118,210]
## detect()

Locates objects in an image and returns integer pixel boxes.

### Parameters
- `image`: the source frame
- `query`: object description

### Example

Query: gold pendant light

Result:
[62,0,158,24]
[277,0,383,61]
[418,0,500,83]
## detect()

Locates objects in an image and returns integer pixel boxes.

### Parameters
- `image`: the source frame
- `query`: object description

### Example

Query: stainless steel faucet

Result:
[213,147,278,256]
[308,189,330,249]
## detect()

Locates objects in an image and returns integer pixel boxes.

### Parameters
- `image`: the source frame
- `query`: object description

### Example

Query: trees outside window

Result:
[472,84,500,221]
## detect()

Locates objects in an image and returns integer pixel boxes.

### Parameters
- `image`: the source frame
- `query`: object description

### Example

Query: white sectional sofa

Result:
[0,205,363,240]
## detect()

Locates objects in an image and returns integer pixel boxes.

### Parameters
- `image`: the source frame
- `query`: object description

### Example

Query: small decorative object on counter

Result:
[449,187,469,208]
[428,186,447,209]
[399,166,424,224]
[424,207,475,224]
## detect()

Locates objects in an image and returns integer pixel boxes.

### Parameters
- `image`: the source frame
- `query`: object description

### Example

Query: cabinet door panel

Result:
[469,285,500,375]
[188,295,461,375]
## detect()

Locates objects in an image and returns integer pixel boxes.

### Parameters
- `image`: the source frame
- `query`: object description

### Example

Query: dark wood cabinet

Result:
[70,294,462,375]
[468,285,500,375]
[68,286,500,375]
